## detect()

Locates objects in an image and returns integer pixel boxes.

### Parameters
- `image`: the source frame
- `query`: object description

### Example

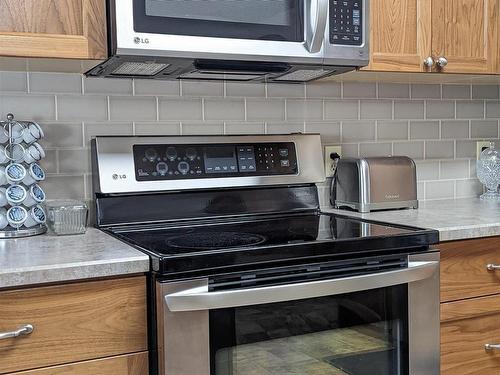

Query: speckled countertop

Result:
[322,198,500,242]
[0,228,149,289]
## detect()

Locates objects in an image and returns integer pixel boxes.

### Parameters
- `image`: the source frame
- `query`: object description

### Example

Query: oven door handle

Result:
[304,0,329,53]
[165,260,438,312]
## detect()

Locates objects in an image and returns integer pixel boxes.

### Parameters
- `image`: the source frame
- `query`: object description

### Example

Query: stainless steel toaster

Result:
[331,156,418,213]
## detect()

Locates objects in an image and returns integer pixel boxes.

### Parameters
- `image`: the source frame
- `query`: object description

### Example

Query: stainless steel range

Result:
[91,134,440,375]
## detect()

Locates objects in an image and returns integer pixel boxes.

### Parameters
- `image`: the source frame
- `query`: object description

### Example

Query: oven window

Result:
[210,286,408,375]
[133,0,303,42]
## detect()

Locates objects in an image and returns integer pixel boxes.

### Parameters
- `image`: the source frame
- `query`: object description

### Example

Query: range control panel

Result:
[133,142,298,181]
[330,0,363,46]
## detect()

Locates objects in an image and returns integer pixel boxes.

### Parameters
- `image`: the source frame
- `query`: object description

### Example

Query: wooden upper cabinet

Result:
[364,0,432,72]
[431,0,499,74]
[0,0,107,59]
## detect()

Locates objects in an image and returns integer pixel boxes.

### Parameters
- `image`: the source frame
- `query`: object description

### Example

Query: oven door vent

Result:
[210,255,408,291]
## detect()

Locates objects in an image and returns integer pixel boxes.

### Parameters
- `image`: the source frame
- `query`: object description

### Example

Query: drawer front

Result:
[8,352,149,375]
[441,237,500,302]
[0,277,147,374]
[441,294,500,375]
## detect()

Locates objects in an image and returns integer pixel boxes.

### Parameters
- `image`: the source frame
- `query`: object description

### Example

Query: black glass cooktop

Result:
[110,213,438,276]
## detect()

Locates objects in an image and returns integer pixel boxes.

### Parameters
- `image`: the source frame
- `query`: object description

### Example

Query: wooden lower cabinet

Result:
[0,276,148,374]
[9,352,149,375]
[440,236,500,374]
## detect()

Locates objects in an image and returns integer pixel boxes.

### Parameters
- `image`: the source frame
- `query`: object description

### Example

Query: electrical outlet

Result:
[477,141,493,159]
[324,145,342,178]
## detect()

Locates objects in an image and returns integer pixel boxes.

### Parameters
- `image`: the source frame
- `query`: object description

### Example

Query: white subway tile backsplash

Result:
[0,71,482,202]
[441,120,469,139]
[109,96,157,121]
[377,121,408,140]
[159,98,203,120]
[343,82,376,98]
[306,82,341,98]
[425,140,455,159]
[470,120,499,138]
[409,121,439,139]
[267,83,305,98]
[378,83,409,99]
[394,100,424,119]
[341,121,376,142]
[360,100,392,119]
[134,79,180,96]
[0,72,27,92]
[442,85,470,99]
[456,100,484,119]
[486,101,500,118]
[359,143,392,157]
[411,84,440,99]
[425,180,455,200]
[84,77,133,95]
[225,82,266,97]
[1,94,56,121]
[204,98,245,120]
[181,80,224,97]
[426,100,455,119]
[134,122,181,135]
[393,141,424,159]
[440,160,469,179]
[286,99,323,120]
[29,73,82,94]
[246,99,285,121]
[324,99,359,119]
[58,95,107,121]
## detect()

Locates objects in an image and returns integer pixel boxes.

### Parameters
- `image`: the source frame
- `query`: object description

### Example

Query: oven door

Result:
[157,252,439,375]
[112,0,328,62]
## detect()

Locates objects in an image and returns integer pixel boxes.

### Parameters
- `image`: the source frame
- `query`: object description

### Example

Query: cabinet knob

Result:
[0,324,34,340]
[487,264,500,271]
[423,56,435,68]
[436,57,448,68]
[485,343,500,351]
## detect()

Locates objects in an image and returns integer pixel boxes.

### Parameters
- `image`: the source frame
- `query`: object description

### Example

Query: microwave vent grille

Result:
[274,69,334,82]
[111,62,170,76]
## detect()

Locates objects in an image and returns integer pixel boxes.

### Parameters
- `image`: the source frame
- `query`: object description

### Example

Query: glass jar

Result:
[476,142,500,200]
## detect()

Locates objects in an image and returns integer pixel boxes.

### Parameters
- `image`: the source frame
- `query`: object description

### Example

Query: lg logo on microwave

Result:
[112,174,127,180]
[134,37,149,44]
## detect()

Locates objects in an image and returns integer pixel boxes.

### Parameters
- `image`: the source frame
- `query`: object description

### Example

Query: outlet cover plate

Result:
[324,145,342,178]
[477,141,493,159]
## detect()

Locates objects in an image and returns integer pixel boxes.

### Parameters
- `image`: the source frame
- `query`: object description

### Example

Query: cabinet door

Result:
[432,0,499,74]
[0,0,106,59]
[364,0,432,72]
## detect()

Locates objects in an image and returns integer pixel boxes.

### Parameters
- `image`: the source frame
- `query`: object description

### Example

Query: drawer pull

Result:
[0,324,34,340]
[485,344,500,351]
[487,264,500,271]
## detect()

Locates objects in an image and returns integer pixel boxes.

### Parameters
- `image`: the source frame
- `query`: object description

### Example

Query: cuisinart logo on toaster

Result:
[385,194,400,200]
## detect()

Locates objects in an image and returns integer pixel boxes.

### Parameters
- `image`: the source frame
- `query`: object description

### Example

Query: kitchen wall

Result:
[1,71,499,208]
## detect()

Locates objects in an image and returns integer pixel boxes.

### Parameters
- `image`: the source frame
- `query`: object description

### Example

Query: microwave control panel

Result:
[133,143,298,181]
[330,0,363,46]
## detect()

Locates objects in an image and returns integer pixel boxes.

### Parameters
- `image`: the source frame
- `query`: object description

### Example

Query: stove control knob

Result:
[166,147,177,161]
[156,162,168,175]
[178,161,190,175]
[145,148,157,162]
[185,147,197,161]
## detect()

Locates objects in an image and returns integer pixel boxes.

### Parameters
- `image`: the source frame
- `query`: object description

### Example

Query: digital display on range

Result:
[133,142,297,181]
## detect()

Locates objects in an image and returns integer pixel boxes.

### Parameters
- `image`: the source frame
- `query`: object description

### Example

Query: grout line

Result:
[156,97,159,121]
[54,95,58,121]
[106,96,111,121]
[81,75,85,95]
[26,72,30,93]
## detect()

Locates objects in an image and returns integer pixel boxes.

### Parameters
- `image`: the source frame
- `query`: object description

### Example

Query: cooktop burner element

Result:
[165,232,267,250]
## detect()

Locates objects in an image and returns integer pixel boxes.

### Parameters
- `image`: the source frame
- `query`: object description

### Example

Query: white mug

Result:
[24,205,46,228]
[6,184,27,206]
[7,206,27,228]
[22,163,46,186]
[22,122,44,144]
[0,208,8,230]
[24,142,45,164]
[23,184,46,207]
[5,163,27,184]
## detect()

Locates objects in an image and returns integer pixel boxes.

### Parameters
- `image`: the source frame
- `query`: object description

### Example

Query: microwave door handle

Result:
[304,0,329,53]
[165,260,438,312]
